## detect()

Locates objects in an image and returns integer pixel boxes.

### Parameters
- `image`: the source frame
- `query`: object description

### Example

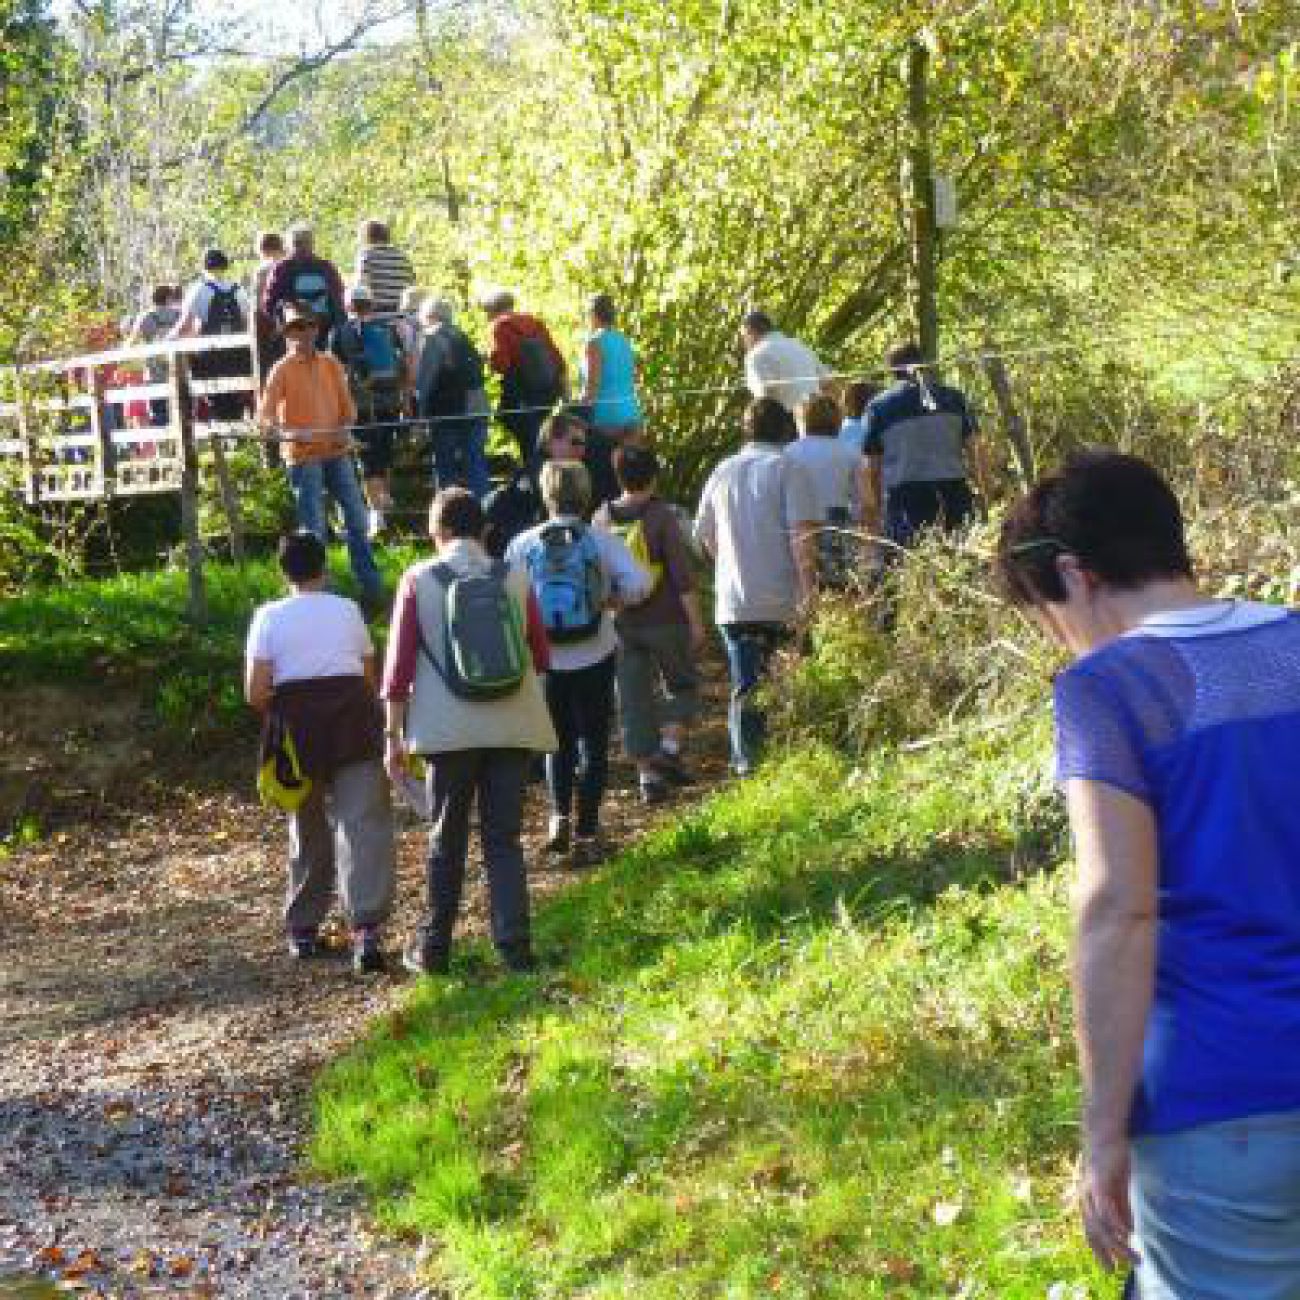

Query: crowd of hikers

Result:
[230,218,1300,1295]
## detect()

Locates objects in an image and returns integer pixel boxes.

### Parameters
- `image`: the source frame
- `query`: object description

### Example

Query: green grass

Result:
[314,721,1107,1299]
[0,543,420,730]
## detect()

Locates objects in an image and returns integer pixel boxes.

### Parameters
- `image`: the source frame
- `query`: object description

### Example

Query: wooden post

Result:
[14,359,40,506]
[980,340,1034,484]
[207,423,247,565]
[905,39,939,364]
[169,351,208,626]
[87,363,113,500]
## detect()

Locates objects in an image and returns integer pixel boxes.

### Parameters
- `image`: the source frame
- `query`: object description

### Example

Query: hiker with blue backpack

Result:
[382,487,556,975]
[331,282,406,538]
[507,460,652,865]
[262,221,347,349]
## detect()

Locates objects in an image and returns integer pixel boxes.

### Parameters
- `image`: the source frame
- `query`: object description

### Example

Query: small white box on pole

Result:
[933,174,958,229]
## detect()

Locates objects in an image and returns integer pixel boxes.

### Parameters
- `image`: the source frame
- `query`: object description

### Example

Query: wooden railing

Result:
[0,334,260,624]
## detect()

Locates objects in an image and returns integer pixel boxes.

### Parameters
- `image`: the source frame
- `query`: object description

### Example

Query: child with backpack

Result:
[506,460,652,864]
[593,445,706,803]
[382,488,556,975]
[331,283,406,538]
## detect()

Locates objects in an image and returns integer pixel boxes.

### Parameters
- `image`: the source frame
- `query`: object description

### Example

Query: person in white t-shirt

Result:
[740,310,831,413]
[244,531,395,974]
[171,248,254,420]
[786,392,865,589]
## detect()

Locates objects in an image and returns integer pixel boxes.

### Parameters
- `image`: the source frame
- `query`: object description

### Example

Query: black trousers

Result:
[885,478,974,546]
[418,747,532,959]
[544,653,617,835]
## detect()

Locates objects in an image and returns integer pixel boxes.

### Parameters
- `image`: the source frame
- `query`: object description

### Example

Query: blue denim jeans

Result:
[287,456,381,599]
[718,623,788,775]
[430,416,491,500]
[1131,1108,1300,1299]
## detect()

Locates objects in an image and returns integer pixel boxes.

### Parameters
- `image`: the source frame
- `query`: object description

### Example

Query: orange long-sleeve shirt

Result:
[257,349,357,465]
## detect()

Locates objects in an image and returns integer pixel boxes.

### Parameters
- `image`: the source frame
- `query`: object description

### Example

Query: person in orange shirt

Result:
[258,302,384,617]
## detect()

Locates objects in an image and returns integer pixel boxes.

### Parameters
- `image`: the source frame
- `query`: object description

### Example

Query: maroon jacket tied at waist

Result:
[265,676,383,781]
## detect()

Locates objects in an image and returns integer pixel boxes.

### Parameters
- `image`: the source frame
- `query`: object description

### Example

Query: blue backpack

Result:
[289,266,336,328]
[358,319,402,389]
[523,522,604,643]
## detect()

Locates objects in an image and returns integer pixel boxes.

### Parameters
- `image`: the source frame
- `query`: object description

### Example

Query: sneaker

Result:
[402,937,450,977]
[352,926,385,976]
[545,815,571,855]
[649,751,694,786]
[367,507,386,540]
[572,830,606,868]
[639,776,671,805]
[287,929,320,960]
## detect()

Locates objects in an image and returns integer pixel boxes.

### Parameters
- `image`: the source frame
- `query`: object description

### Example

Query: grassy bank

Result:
[0,544,418,728]
[314,719,1103,1298]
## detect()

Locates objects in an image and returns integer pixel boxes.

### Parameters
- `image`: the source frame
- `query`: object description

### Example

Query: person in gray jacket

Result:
[382,488,557,975]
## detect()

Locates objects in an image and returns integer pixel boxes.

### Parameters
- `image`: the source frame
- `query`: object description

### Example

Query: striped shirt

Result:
[354,244,416,313]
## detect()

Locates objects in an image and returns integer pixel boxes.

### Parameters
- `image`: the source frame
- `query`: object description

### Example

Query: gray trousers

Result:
[417,748,531,959]
[616,621,701,759]
[286,758,396,931]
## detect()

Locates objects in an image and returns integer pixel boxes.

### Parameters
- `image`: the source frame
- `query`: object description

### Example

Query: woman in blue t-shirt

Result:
[996,450,1300,1300]
[578,294,643,507]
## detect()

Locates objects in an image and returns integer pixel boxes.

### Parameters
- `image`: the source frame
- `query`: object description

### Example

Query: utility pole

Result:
[905,37,939,363]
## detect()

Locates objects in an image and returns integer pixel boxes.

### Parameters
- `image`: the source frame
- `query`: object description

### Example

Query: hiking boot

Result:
[288,928,320,960]
[352,926,385,976]
[639,775,671,805]
[545,815,571,855]
[402,936,450,977]
[501,947,538,974]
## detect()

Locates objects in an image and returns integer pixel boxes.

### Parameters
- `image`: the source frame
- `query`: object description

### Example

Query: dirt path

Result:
[0,672,729,1298]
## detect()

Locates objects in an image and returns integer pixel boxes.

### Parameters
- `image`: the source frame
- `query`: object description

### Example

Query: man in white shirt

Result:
[245,531,395,974]
[695,397,820,776]
[740,310,831,413]
[171,248,253,420]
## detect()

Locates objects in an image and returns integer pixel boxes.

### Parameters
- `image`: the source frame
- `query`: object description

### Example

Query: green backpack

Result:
[418,560,528,701]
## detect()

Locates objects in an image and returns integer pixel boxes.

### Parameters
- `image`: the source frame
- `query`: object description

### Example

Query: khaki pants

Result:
[286,758,395,931]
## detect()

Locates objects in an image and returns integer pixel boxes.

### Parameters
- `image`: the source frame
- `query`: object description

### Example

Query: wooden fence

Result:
[0,334,260,624]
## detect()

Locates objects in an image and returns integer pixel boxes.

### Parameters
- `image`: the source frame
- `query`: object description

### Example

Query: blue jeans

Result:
[287,456,381,599]
[1131,1108,1300,1299]
[719,623,788,775]
[430,416,491,500]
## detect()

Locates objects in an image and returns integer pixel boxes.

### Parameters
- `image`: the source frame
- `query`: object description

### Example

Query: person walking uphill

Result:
[740,310,830,414]
[383,488,556,976]
[257,303,384,617]
[862,341,991,546]
[695,397,820,777]
[995,450,1300,1300]
[481,289,567,464]
[263,221,346,347]
[593,445,706,804]
[245,531,395,974]
[508,460,651,865]
[578,293,643,507]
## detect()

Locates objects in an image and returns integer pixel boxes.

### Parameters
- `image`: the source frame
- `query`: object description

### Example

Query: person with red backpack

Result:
[262,221,346,348]
[481,288,568,464]
[330,282,406,538]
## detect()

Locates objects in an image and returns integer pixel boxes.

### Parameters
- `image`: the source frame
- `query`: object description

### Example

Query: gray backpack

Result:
[418,561,528,701]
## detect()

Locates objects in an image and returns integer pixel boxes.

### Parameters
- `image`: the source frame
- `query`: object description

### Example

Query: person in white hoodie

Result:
[382,488,556,975]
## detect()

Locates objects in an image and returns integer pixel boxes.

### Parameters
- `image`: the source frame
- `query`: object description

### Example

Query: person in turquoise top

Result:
[580,294,643,432]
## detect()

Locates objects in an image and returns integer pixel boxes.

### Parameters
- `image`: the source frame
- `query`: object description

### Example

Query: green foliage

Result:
[315,735,1099,1298]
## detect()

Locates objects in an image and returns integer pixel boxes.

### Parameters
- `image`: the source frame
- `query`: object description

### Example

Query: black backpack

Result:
[514,334,561,403]
[483,469,542,558]
[202,285,245,336]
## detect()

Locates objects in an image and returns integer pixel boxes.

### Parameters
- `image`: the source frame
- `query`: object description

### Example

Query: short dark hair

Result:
[743,396,797,445]
[844,380,880,419]
[361,218,390,246]
[798,393,840,437]
[886,341,925,376]
[614,444,659,492]
[430,487,485,540]
[541,409,589,452]
[150,283,172,307]
[203,248,230,273]
[257,230,285,257]
[589,293,616,327]
[278,530,327,583]
[996,450,1193,606]
[742,310,774,337]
